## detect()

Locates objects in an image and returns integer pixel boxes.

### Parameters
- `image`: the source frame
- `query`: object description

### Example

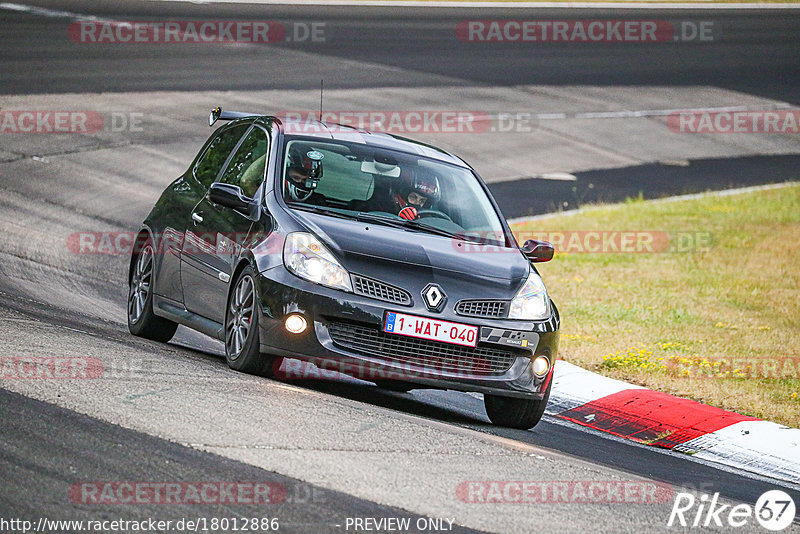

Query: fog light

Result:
[532,356,550,377]
[284,314,307,334]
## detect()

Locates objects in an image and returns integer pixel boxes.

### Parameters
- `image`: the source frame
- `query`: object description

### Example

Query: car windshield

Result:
[280,137,509,247]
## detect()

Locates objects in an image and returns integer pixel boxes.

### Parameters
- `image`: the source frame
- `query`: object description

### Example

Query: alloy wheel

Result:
[128,245,153,324]
[226,274,255,359]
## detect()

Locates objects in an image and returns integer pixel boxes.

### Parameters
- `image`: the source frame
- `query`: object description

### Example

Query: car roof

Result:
[252,115,470,169]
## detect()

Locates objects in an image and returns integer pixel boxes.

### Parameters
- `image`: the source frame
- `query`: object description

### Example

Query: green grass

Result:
[512,184,800,428]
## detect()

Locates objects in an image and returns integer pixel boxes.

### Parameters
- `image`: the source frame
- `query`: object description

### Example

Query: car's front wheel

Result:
[484,379,552,429]
[225,266,279,376]
[128,239,178,342]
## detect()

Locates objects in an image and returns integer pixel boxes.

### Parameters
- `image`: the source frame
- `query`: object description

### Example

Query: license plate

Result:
[383,312,478,348]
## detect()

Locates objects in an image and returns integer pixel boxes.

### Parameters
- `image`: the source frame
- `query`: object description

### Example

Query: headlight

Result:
[283,232,352,292]
[508,271,550,320]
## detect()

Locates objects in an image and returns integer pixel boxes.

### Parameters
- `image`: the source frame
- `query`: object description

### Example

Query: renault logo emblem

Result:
[422,284,447,312]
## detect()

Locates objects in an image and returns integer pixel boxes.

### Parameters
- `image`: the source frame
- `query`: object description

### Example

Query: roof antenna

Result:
[319,79,324,118]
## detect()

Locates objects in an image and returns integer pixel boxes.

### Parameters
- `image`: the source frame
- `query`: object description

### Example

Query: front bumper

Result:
[256,266,559,399]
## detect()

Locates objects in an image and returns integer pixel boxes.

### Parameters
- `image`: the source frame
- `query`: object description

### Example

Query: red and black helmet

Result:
[409,167,442,204]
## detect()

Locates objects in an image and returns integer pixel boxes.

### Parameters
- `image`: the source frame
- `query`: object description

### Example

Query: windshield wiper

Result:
[356,212,460,239]
[399,219,461,239]
[289,205,462,240]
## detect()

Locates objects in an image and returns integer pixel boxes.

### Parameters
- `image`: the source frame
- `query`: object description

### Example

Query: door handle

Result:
[191,212,203,224]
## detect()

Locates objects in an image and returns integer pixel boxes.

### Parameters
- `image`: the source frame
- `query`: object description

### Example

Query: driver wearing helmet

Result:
[284,145,326,204]
[392,167,442,220]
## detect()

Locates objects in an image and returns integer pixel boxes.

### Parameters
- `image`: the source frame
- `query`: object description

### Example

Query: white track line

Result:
[0,2,111,21]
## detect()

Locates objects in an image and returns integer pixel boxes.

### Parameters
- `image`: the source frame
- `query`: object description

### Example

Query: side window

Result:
[193,124,249,188]
[218,127,269,198]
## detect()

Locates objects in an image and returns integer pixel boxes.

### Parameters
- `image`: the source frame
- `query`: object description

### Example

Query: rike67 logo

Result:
[668,490,796,531]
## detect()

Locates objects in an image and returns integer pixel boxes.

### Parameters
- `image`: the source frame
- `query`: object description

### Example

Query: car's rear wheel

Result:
[484,379,552,429]
[225,266,279,376]
[128,239,178,342]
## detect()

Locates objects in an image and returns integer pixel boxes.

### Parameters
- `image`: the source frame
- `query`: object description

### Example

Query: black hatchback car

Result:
[128,108,560,429]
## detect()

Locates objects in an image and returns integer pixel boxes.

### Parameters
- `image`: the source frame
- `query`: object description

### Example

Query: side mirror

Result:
[521,239,554,262]
[209,182,252,211]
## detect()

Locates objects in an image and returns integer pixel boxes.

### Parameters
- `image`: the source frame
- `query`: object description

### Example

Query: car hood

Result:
[294,211,530,297]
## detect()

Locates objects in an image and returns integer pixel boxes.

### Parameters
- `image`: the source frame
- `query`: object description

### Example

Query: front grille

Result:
[351,274,412,306]
[455,299,509,318]
[327,321,518,374]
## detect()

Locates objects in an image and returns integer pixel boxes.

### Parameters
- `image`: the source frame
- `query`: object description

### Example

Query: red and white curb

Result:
[547,361,800,484]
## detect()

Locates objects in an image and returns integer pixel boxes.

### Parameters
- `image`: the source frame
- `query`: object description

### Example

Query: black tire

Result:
[225,266,279,376]
[484,379,552,429]
[128,238,178,342]
[374,380,414,393]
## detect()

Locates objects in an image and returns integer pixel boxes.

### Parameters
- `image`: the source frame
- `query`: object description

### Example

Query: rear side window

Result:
[219,126,269,198]
[193,124,249,188]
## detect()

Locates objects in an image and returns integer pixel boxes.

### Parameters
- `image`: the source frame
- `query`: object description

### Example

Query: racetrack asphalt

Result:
[1,0,799,531]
